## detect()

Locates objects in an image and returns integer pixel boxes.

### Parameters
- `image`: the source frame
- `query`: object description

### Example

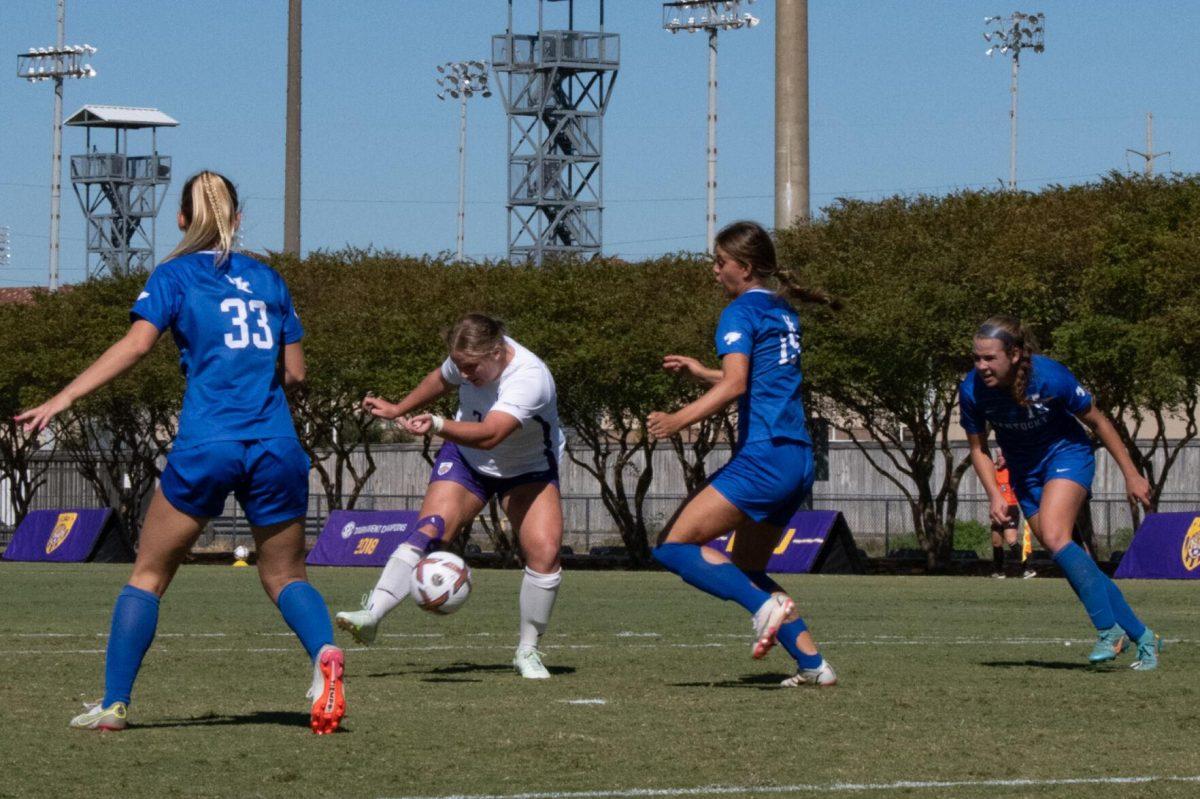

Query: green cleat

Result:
[1088,625,1128,664]
[1131,630,1162,671]
[70,701,128,731]
[513,646,551,679]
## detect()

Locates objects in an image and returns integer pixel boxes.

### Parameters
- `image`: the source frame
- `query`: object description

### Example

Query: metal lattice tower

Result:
[66,105,178,278]
[493,0,618,264]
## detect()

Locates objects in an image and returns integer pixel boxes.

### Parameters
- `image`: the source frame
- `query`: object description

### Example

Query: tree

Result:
[1049,175,1200,523]
[0,299,55,527]
[26,275,183,544]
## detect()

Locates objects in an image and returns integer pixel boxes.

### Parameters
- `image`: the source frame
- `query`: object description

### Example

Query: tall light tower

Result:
[493,0,619,265]
[663,0,759,253]
[983,12,1044,191]
[16,0,97,291]
[436,61,492,262]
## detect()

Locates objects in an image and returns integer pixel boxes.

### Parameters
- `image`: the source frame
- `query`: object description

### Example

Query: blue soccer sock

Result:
[777,616,823,670]
[276,581,334,661]
[745,569,786,596]
[1052,542,1115,630]
[1104,577,1146,641]
[653,543,771,614]
[102,585,160,707]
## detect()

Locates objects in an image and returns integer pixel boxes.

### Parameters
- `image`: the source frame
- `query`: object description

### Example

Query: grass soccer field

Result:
[0,564,1196,799]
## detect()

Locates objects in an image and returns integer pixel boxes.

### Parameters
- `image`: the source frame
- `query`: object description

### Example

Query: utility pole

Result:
[283,0,302,255]
[17,0,96,291]
[775,0,809,228]
[1126,113,1169,177]
[663,1,760,252]
[983,12,1044,191]
[436,61,491,262]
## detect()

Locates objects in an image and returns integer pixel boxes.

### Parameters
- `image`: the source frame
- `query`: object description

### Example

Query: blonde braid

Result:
[199,172,230,249]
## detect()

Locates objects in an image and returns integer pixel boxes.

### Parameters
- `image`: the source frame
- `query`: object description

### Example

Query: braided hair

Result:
[167,171,239,265]
[714,221,841,309]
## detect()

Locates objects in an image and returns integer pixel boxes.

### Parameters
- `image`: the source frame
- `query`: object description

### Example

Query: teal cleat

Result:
[1088,626,1128,664]
[1131,630,1162,671]
[70,700,128,731]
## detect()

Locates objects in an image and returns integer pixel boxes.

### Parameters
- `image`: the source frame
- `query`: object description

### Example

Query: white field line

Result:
[559,698,607,705]
[377,775,1200,799]
[0,633,1189,656]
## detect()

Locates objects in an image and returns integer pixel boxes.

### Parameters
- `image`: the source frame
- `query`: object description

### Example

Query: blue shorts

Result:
[429,442,558,505]
[161,438,310,526]
[1010,445,1095,520]
[709,439,814,527]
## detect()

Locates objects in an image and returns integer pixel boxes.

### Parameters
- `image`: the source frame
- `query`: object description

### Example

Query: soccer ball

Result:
[410,552,472,615]
[233,545,250,561]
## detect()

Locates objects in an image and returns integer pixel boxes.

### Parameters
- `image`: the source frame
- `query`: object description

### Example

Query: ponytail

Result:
[975,315,1036,407]
[167,170,239,266]
[714,220,841,309]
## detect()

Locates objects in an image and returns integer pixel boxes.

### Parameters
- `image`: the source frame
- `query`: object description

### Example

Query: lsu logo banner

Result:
[1114,512,1200,580]
[45,512,79,555]
[1182,518,1200,572]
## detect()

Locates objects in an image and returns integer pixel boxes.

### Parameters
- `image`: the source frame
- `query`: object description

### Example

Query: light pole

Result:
[17,1,96,291]
[436,60,491,262]
[983,12,1044,191]
[663,1,759,253]
[0,226,10,267]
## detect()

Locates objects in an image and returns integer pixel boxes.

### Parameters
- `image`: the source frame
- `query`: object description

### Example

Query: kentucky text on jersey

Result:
[715,288,811,447]
[958,354,1094,472]
[130,252,304,449]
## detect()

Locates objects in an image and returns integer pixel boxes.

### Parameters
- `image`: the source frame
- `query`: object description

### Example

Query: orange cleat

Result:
[308,645,346,735]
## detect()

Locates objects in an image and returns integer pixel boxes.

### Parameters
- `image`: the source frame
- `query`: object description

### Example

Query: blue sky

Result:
[2,1,1198,287]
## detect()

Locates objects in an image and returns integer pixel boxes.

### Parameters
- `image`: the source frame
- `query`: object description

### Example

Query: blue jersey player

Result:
[961,316,1160,670]
[17,172,346,732]
[647,221,838,687]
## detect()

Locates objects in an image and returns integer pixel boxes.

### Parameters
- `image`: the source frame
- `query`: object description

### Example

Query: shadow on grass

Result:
[980,659,1096,671]
[135,710,348,731]
[366,661,578,680]
[671,673,790,690]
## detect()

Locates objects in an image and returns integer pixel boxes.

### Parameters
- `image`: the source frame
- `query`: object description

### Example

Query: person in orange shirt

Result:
[992,450,1035,579]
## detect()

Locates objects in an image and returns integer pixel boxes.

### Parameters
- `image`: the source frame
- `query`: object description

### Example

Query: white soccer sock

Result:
[367,544,423,620]
[518,566,562,650]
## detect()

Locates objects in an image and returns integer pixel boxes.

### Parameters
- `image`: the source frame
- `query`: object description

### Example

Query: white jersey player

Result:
[335,314,566,679]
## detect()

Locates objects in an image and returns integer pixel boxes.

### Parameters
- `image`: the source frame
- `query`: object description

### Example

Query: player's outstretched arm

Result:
[647,353,748,439]
[1075,405,1152,510]
[14,320,160,433]
[662,354,723,386]
[361,367,454,421]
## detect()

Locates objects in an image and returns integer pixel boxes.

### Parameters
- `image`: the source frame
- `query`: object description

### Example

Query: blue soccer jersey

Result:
[958,354,1094,473]
[715,289,811,446]
[131,252,303,449]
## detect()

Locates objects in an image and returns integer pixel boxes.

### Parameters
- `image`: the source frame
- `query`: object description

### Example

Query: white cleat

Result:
[781,659,838,688]
[513,646,551,679]
[751,594,795,659]
[334,608,379,646]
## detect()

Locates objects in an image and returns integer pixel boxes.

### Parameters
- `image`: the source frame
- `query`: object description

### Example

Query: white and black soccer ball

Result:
[410,552,472,615]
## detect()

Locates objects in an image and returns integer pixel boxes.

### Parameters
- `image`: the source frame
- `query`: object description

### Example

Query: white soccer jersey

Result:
[440,337,566,478]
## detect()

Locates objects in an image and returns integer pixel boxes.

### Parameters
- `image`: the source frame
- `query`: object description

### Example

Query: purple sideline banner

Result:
[705,510,840,574]
[1114,512,1200,580]
[306,509,420,567]
[3,509,114,562]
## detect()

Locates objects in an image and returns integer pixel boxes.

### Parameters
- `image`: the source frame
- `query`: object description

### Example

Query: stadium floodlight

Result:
[983,11,1045,190]
[16,1,97,291]
[662,1,758,252]
[436,60,492,262]
[0,226,11,267]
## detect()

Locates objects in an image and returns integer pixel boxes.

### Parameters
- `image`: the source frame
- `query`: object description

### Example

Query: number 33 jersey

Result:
[131,252,303,449]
